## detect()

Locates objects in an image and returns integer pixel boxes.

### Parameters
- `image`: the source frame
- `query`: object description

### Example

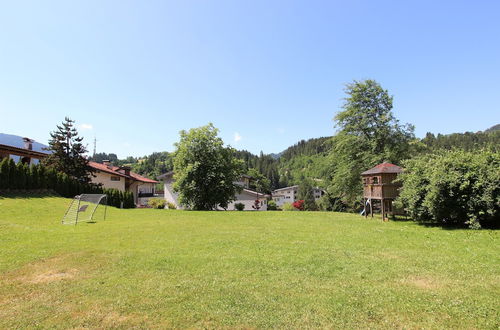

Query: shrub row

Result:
[0,158,134,208]
[102,188,135,209]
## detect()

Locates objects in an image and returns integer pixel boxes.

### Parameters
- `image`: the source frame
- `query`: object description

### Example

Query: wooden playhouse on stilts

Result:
[361,162,403,220]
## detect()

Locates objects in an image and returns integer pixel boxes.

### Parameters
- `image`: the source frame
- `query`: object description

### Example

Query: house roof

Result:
[241,188,270,198]
[0,143,49,159]
[272,185,299,193]
[88,161,158,183]
[157,171,174,180]
[361,162,403,176]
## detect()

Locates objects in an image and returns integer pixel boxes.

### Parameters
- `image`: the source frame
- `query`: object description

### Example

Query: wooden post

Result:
[364,198,367,218]
[370,199,374,218]
[381,198,385,221]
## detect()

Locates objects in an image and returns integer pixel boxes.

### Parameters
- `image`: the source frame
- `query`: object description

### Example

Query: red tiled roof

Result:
[128,171,158,183]
[88,161,158,183]
[361,162,403,175]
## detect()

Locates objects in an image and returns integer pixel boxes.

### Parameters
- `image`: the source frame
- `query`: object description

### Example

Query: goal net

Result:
[62,194,107,225]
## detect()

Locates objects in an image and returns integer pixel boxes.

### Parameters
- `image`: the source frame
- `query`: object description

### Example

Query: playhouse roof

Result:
[361,162,403,176]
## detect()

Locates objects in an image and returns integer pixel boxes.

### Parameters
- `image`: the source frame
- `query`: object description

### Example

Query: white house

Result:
[272,185,325,207]
[157,172,269,211]
[272,185,299,207]
[88,161,158,206]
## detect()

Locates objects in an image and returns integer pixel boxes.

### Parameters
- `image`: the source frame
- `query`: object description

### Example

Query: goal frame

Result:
[61,194,107,225]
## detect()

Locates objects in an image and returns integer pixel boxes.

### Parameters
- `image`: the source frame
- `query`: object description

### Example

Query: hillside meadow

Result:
[0,195,498,329]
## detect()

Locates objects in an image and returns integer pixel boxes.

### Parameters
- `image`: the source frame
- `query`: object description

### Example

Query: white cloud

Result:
[79,123,93,130]
[233,132,242,143]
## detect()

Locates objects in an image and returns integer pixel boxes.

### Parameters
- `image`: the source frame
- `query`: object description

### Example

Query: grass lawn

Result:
[0,195,498,329]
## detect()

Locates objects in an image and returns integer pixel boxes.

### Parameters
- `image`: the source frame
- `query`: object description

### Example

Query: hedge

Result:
[396,150,499,229]
[0,158,134,208]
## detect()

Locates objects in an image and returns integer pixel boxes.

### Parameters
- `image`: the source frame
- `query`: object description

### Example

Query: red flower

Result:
[292,200,304,211]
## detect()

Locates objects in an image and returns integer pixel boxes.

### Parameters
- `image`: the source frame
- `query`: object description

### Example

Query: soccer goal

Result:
[62,194,107,225]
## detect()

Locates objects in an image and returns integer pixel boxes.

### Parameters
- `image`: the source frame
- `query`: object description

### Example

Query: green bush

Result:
[234,202,245,211]
[167,202,177,210]
[397,150,499,228]
[267,200,278,210]
[148,198,166,209]
[281,203,297,211]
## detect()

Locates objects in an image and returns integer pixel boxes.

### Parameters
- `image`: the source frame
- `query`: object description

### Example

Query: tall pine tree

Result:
[43,117,93,183]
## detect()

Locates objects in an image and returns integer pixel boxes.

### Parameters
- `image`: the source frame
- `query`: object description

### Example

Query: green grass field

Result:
[0,195,498,329]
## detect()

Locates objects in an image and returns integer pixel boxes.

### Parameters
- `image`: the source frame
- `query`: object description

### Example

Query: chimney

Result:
[23,137,33,150]
[120,166,131,176]
[102,160,111,168]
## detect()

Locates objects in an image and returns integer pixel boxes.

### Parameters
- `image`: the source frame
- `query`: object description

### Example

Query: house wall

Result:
[272,195,286,207]
[129,181,156,206]
[226,191,268,211]
[272,187,297,206]
[312,188,325,201]
[163,178,181,209]
[91,171,125,191]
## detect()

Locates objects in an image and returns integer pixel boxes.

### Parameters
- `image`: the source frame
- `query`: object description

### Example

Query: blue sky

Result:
[1,0,499,158]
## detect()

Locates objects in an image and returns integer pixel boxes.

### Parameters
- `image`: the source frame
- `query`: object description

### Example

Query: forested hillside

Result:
[420,129,499,152]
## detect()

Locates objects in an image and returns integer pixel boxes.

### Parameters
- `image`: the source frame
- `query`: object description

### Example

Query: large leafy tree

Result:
[173,123,244,210]
[328,79,415,208]
[43,117,93,183]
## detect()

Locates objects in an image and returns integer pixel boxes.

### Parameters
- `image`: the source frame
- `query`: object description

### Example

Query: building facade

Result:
[271,185,299,207]
[272,185,325,207]
[89,161,158,206]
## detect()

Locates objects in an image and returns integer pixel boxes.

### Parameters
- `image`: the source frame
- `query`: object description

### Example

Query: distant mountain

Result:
[485,124,500,133]
[0,133,49,153]
[268,153,282,160]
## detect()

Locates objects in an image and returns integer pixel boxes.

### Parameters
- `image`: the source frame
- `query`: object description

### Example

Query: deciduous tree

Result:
[173,123,244,210]
[328,80,415,208]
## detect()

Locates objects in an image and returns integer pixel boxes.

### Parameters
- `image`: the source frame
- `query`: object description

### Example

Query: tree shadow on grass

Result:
[390,214,498,230]
[0,190,59,199]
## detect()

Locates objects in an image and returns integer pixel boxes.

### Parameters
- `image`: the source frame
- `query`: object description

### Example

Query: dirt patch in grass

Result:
[7,254,86,285]
[402,275,443,290]
[28,268,78,283]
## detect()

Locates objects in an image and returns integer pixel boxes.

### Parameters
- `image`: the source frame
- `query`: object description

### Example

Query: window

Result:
[372,177,378,184]
[111,176,121,181]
